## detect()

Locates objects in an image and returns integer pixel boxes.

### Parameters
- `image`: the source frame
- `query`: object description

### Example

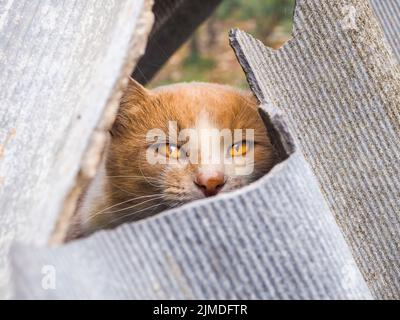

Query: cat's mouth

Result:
[163,176,250,206]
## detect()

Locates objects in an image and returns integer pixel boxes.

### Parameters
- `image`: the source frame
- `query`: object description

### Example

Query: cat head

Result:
[106,79,277,218]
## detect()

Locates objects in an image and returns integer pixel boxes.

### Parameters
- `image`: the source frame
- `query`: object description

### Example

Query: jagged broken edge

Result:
[228,28,296,161]
[49,0,155,245]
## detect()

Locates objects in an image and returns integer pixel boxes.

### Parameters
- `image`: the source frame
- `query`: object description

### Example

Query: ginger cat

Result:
[68,79,278,239]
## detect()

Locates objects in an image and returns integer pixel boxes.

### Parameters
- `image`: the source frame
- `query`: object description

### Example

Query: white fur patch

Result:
[195,110,224,176]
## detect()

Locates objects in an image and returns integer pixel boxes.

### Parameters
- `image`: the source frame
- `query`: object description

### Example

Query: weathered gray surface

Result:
[370,0,400,60]
[9,0,376,299]
[3,0,399,300]
[0,0,154,299]
[11,118,371,299]
[230,0,400,299]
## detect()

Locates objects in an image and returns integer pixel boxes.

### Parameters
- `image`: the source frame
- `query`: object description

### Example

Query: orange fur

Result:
[72,79,278,237]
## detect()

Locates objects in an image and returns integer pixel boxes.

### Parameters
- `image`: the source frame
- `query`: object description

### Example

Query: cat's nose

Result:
[194,172,226,197]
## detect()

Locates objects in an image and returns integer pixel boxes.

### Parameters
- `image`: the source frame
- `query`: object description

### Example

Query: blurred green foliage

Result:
[217,0,295,37]
[150,0,295,88]
[217,0,295,19]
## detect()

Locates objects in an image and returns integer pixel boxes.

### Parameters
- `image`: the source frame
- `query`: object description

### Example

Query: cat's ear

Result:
[124,77,150,100]
[241,90,259,109]
[244,90,258,102]
[110,78,150,137]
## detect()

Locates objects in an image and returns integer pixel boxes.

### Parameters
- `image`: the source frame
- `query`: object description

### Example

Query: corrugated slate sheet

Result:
[230,0,400,299]
[1,0,399,299]
[0,0,154,299]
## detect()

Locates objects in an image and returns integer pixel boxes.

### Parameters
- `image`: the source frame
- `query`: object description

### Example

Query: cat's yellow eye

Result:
[158,143,181,158]
[229,141,248,157]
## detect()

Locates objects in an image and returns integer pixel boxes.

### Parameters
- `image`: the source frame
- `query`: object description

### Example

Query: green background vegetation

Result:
[150,0,295,89]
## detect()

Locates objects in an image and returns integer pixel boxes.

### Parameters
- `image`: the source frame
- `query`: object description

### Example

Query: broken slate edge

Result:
[228,1,400,299]
[50,1,155,245]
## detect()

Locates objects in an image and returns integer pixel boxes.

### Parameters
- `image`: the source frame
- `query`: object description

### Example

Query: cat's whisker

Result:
[106,202,165,226]
[84,198,164,226]
[116,194,184,221]
[109,182,140,196]
[106,175,161,181]
[168,202,183,209]
[138,162,161,188]
[86,194,164,222]
[100,196,164,216]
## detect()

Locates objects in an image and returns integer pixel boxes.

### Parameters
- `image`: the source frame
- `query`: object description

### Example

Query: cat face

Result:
[106,80,277,220]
